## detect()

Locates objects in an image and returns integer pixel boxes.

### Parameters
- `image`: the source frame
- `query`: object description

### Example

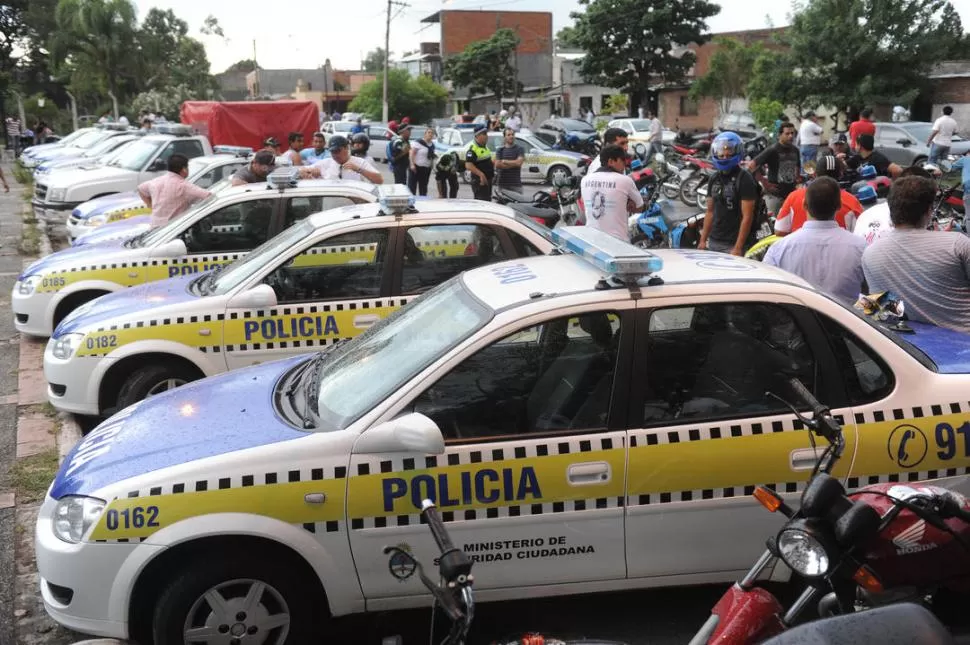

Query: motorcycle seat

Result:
[506,202,560,224]
[494,187,536,204]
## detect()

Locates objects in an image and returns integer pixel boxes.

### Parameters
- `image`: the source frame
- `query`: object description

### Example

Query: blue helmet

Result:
[711,131,745,172]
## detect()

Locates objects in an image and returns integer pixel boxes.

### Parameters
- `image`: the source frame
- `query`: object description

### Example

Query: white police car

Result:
[13,172,379,337]
[44,189,556,416]
[67,147,253,242]
[460,131,590,184]
[36,227,970,643]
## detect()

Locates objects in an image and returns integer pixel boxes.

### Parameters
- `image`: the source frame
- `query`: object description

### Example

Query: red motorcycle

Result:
[693,379,970,645]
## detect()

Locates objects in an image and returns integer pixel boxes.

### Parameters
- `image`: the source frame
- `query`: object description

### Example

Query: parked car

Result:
[321,120,356,144]
[536,117,598,143]
[437,127,476,148]
[33,134,143,179]
[716,112,761,135]
[459,130,590,184]
[607,119,677,145]
[873,121,970,167]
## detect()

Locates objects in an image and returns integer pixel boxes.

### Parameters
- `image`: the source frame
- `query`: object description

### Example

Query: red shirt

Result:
[775,186,864,234]
[848,119,876,151]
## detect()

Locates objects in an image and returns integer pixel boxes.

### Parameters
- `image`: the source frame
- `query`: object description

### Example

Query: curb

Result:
[56,413,81,464]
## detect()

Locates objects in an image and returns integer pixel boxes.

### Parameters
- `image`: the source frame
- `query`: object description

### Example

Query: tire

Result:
[695,180,709,210]
[152,551,321,645]
[546,165,571,185]
[116,363,199,410]
[913,156,928,168]
[632,232,668,249]
[661,174,682,200]
[680,173,704,207]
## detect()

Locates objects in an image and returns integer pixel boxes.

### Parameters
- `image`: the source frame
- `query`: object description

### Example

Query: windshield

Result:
[137,189,226,247]
[72,130,111,149]
[332,122,353,132]
[833,298,937,371]
[559,118,595,132]
[312,279,491,430]
[57,129,91,146]
[187,158,207,177]
[108,140,162,171]
[207,220,314,295]
[629,119,651,131]
[522,135,549,150]
[82,136,126,158]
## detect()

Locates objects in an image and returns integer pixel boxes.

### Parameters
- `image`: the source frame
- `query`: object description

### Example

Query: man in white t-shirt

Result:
[580,144,643,241]
[586,127,629,174]
[927,105,959,166]
[310,135,383,184]
[505,112,522,132]
[852,200,892,246]
[798,111,823,167]
[647,110,663,156]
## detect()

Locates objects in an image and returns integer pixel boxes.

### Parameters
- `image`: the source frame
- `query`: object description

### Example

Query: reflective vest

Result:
[469,143,493,162]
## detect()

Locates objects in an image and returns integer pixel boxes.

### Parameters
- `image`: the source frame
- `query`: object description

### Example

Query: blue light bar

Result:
[550,226,663,278]
[378,184,415,214]
[213,145,253,157]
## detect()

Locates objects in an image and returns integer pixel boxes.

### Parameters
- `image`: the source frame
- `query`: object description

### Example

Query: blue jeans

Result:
[799,145,817,166]
[929,143,950,166]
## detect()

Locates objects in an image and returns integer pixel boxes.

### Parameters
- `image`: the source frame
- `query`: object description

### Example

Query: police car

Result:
[44,188,556,416]
[36,227,970,643]
[67,147,253,242]
[460,131,591,185]
[13,172,380,337]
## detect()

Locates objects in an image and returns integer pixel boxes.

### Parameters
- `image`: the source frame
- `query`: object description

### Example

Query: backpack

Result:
[385,138,394,163]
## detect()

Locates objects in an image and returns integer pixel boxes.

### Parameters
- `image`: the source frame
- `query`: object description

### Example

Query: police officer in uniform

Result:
[465,126,494,201]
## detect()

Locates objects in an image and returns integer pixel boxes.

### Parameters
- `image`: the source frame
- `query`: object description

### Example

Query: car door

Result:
[222,222,394,370]
[624,297,859,579]
[146,196,279,282]
[516,139,541,181]
[875,125,912,165]
[347,304,635,598]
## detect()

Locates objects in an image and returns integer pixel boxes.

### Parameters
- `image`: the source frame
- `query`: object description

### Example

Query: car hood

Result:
[22,142,63,158]
[897,321,970,374]
[54,273,202,336]
[72,191,141,219]
[50,355,312,499]
[38,157,97,172]
[35,146,84,161]
[73,216,151,247]
[950,141,970,155]
[19,239,129,280]
[43,165,133,188]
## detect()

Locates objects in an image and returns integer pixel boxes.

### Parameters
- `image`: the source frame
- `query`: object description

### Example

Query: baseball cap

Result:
[831,133,848,145]
[263,136,279,147]
[397,123,412,134]
[474,125,488,135]
[253,151,276,166]
[816,154,842,178]
[328,134,350,151]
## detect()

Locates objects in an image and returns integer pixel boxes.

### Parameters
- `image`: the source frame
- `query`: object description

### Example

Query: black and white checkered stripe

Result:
[49,253,241,275]
[92,464,349,544]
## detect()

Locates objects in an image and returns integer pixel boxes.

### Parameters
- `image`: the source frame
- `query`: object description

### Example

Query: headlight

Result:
[47,187,66,203]
[51,333,85,360]
[52,495,106,543]
[84,214,108,227]
[17,275,41,295]
[777,523,833,577]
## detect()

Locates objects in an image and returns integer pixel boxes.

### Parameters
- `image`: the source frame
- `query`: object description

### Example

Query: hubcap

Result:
[551,167,569,183]
[146,377,188,397]
[183,578,290,645]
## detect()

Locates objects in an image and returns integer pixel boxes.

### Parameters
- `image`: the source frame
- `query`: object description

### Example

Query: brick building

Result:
[657,27,787,132]
[928,61,970,131]
[421,9,553,111]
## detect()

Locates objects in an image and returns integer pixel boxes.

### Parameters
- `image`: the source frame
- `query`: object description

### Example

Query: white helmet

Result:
[499,109,508,118]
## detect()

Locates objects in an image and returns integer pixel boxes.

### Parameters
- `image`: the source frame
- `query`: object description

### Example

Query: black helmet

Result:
[351,132,370,156]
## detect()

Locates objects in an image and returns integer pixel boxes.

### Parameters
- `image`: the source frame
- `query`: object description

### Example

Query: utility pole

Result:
[253,40,260,99]
[382,0,409,122]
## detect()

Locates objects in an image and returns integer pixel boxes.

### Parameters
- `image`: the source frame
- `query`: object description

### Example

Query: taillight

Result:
[530,216,546,226]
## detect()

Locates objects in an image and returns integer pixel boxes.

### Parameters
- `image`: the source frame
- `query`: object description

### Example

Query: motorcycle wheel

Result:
[695,182,709,210]
[661,174,682,200]
[632,232,669,249]
[680,173,705,207]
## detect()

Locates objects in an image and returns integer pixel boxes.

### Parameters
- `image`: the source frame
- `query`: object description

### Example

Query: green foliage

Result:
[689,37,764,115]
[569,0,720,106]
[362,48,386,73]
[753,0,964,114]
[602,94,629,117]
[348,69,447,124]
[199,15,224,39]
[749,97,786,132]
[555,26,581,49]
[131,84,198,120]
[443,28,522,101]
[9,448,59,502]
[224,59,259,74]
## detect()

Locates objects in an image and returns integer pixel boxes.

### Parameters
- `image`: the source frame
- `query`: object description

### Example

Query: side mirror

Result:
[353,412,446,455]
[148,158,167,171]
[896,138,912,146]
[150,238,187,258]
[633,143,648,157]
[227,283,277,309]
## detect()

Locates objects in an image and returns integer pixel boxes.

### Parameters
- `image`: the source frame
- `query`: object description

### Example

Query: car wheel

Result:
[117,363,198,409]
[152,552,321,645]
[913,156,928,168]
[547,165,571,185]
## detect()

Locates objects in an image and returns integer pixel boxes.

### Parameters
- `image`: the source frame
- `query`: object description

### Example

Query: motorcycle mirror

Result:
[653,153,666,165]
[834,501,881,547]
[800,473,847,519]
[633,143,648,157]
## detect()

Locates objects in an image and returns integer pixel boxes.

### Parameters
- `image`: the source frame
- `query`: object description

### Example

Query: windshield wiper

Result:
[196,264,229,296]
[123,231,151,248]
[300,352,329,429]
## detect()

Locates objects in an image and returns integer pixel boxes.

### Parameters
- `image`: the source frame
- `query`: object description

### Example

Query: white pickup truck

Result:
[33,124,213,219]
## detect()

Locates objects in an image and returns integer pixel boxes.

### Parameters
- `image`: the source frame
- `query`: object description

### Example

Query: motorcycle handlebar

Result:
[421,499,455,553]
[788,378,842,443]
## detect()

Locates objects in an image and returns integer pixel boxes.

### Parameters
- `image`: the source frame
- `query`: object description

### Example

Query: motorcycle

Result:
[692,378,970,645]
[550,174,584,225]
[680,159,716,208]
[628,153,678,248]
[931,182,966,233]
[555,132,601,158]
[492,186,562,229]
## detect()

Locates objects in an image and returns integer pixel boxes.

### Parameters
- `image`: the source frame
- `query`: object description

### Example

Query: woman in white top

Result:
[408,128,436,196]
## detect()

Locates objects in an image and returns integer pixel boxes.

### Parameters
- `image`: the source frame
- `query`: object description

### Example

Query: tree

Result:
[570,0,720,109]
[555,25,581,50]
[131,83,196,119]
[199,15,224,39]
[689,37,764,118]
[348,68,447,124]
[443,28,521,102]
[749,97,785,132]
[224,59,259,74]
[361,48,386,73]
[757,0,965,118]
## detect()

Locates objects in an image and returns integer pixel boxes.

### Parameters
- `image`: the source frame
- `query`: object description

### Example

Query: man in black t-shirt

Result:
[747,121,800,216]
[699,133,759,255]
[846,134,902,178]
[390,124,412,185]
[495,128,525,190]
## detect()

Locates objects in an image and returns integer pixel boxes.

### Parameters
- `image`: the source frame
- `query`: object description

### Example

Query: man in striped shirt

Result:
[863,175,970,333]
[6,117,20,156]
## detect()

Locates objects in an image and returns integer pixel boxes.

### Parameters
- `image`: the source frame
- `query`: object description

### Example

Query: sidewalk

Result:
[0,166,82,645]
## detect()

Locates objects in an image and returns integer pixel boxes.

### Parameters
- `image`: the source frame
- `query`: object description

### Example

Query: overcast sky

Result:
[133,0,970,74]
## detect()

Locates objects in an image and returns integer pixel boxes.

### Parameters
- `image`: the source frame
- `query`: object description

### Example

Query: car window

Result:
[876,126,904,147]
[412,311,621,440]
[172,140,205,158]
[817,314,893,403]
[284,195,361,227]
[507,230,542,257]
[516,139,534,153]
[641,303,816,424]
[194,168,221,189]
[400,224,508,296]
[181,198,276,254]
[532,131,558,147]
[263,229,389,303]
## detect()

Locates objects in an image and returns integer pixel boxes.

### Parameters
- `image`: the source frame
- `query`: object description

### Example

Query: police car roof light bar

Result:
[213,145,254,157]
[550,226,663,279]
[153,123,195,137]
[267,167,300,189]
[99,122,132,132]
[378,184,416,215]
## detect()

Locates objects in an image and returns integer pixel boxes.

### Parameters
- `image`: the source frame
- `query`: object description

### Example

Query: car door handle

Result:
[567,461,610,485]
[790,447,822,471]
[353,314,380,329]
